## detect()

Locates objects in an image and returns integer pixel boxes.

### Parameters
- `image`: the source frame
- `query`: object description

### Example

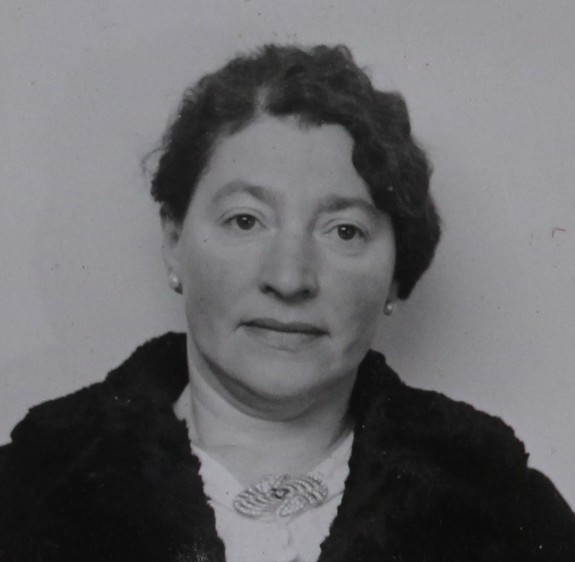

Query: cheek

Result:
[329,263,392,344]
[346,281,385,330]
[180,239,249,323]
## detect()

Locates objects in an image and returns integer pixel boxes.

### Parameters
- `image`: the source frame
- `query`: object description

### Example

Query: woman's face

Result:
[164,115,395,411]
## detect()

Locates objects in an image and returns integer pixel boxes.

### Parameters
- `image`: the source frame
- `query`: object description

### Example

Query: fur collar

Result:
[3,333,572,561]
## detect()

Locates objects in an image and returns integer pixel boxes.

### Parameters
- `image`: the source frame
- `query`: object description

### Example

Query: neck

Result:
[184,340,355,486]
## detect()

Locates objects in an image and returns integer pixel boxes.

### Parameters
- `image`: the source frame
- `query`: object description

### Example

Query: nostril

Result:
[258,234,319,300]
[259,262,318,301]
[260,281,315,302]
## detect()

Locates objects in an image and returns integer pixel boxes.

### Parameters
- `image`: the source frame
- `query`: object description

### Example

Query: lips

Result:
[242,318,327,351]
[243,318,327,335]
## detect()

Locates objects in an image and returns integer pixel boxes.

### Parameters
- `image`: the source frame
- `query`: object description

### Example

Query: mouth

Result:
[243,318,327,335]
[242,318,327,351]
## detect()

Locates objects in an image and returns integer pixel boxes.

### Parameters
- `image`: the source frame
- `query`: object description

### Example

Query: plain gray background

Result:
[1,1,574,507]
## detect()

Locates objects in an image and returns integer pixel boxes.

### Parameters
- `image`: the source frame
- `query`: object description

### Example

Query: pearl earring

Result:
[383,300,396,316]
[168,271,182,294]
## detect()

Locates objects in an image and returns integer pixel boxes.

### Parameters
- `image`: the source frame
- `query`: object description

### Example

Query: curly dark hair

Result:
[151,44,440,299]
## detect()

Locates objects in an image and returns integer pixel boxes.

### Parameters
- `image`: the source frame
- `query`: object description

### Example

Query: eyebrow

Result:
[315,195,380,220]
[211,181,277,207]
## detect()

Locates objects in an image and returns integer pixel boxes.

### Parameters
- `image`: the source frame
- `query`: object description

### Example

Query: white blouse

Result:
[174,384,353,562]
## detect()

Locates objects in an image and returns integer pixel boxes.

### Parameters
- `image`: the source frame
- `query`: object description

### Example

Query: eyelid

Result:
[219,207,264,223]
[322,218,370,238]
[219,210,269,235]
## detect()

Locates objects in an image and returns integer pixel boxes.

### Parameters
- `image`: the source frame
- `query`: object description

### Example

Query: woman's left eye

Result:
[333,224,367,241]
[234,214,257,231]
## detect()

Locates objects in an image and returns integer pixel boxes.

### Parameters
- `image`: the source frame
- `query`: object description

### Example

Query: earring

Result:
[383,300,396,316]
[168,271,182,294]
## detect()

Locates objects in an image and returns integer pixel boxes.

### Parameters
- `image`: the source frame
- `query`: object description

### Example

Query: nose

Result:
[258,231,319,302]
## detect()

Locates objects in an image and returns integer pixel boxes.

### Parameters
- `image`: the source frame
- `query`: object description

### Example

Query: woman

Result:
[1,44,574,561]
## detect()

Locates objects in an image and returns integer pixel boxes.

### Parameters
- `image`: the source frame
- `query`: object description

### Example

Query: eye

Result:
[335,224,366,241]
[233,214,257,231]
[234,215,257,230]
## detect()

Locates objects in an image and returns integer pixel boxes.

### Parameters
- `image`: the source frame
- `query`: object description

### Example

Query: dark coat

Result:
[1,333,574,561]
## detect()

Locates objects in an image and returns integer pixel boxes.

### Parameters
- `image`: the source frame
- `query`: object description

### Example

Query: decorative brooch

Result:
[233,474,328,519]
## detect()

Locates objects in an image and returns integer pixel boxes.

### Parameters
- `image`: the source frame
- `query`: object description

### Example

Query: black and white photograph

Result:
[1,2,574,560]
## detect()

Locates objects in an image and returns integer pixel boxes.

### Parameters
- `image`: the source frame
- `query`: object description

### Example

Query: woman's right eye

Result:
[224,213,260,231]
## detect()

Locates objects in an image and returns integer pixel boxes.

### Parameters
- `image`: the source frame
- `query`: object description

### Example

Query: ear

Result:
[382,281,399,317]
[374,280,399,343]
[386,280,398,304]
[161,215,183,277]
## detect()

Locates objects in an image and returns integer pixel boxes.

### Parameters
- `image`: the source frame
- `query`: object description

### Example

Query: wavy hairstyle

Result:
[151,44,440,299]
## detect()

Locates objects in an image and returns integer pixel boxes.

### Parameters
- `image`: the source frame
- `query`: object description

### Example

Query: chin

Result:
[230,354,344,404]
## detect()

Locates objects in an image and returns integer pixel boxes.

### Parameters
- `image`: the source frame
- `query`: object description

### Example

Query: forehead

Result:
[193,115,373,205]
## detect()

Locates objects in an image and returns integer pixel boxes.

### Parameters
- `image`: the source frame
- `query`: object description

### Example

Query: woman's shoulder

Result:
[357,349,527,471]
[339,350,575,558]
[355,350,569,505]
[3,332,188,456]
[0,333,212,561]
